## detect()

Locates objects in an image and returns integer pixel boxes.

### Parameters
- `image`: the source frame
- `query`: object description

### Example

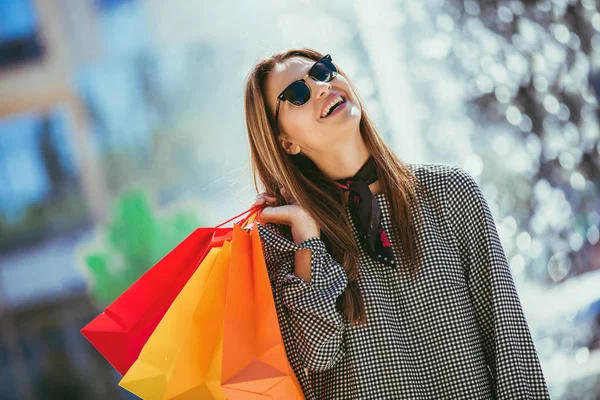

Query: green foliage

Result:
[81,188,201,305]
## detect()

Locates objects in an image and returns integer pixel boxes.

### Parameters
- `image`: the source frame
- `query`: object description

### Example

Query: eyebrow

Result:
[280,60,314,90]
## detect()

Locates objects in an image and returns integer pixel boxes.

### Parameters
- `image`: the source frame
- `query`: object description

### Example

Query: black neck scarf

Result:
[334,156,396,267]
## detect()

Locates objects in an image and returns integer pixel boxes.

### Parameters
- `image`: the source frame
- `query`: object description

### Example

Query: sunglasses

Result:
[273,54,338,135]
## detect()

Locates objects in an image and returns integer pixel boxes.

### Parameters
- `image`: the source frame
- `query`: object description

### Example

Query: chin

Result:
[326,121,361,142]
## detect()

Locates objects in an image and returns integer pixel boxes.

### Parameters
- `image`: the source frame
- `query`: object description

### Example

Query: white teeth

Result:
[322,96,344,118]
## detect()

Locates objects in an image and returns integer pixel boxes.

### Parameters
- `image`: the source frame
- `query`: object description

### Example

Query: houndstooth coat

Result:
[247,162,551,400]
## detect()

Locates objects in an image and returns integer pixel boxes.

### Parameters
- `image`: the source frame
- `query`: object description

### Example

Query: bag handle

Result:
[214,204,266,230]
[210,204,266,245]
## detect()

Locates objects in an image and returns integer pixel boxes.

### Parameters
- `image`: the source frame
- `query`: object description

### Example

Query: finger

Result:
[254,193,276,205]
[280,188,297,204]
[255,193,268,202]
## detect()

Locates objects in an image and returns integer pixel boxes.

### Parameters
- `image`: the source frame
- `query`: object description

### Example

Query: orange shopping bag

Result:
[221,212,305,400]
[119,241,232,400]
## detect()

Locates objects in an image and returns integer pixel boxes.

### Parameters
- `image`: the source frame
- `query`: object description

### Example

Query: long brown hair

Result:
[244,47,424,326]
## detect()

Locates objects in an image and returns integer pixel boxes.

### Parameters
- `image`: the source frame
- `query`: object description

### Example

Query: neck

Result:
[301,128,382,205]
[309,129,372,181]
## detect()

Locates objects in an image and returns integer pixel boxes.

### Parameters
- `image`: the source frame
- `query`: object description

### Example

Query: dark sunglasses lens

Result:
[311,58,337,81]
[283,81,311,106]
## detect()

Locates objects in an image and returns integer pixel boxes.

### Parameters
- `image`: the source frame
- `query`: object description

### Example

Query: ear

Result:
[279,135,302,155]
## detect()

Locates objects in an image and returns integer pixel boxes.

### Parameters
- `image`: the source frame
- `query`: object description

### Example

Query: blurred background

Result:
[0,0,599,398]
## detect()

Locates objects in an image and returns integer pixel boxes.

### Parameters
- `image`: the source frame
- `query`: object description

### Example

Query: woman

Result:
[244,48,550,400]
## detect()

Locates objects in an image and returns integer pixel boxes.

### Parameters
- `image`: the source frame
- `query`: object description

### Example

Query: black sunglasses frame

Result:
[273,54,338,135]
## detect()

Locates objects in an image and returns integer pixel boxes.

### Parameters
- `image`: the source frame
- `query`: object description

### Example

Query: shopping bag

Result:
[81,205,263,376]
[119,241,232,400]
[221,213,305,399]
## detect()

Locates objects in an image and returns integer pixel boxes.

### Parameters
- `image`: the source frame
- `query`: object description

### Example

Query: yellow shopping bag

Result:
[119,240,232,399]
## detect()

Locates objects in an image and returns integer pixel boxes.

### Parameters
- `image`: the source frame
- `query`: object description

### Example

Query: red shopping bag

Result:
[81,205,263,376]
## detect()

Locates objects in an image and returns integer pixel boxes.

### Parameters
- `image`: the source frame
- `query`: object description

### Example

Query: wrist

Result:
[291,211,320,245]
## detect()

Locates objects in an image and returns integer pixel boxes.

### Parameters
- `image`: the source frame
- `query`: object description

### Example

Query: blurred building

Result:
[0,0,127,399]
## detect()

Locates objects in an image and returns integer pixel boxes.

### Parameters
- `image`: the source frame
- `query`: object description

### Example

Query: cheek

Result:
[279,110,324,148]
[281,105,318,133]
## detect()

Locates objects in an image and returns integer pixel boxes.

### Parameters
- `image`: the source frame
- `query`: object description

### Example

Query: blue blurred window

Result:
[0,108,89,249]
[0,0,43,68]
[0,0,38,39]
[94,0,135,11]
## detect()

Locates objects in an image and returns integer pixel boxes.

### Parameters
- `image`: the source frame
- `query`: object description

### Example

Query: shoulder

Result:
[404,161,454,186]
[403,162,478,195]
[401,162,485,220]
[402,161,460,200]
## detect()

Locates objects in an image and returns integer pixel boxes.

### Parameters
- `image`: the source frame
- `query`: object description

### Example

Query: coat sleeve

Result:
[254,221,348,372]
[445,166,551,399]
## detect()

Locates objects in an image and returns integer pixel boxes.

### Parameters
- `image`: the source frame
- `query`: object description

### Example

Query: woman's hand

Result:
[251,188,302,225]
[251,188,320,244]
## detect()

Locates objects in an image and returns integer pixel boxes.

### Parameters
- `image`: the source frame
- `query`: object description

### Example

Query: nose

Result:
[311,79,332,101]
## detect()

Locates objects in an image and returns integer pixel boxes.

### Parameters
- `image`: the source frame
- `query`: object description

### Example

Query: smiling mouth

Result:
[322,96,347,118]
